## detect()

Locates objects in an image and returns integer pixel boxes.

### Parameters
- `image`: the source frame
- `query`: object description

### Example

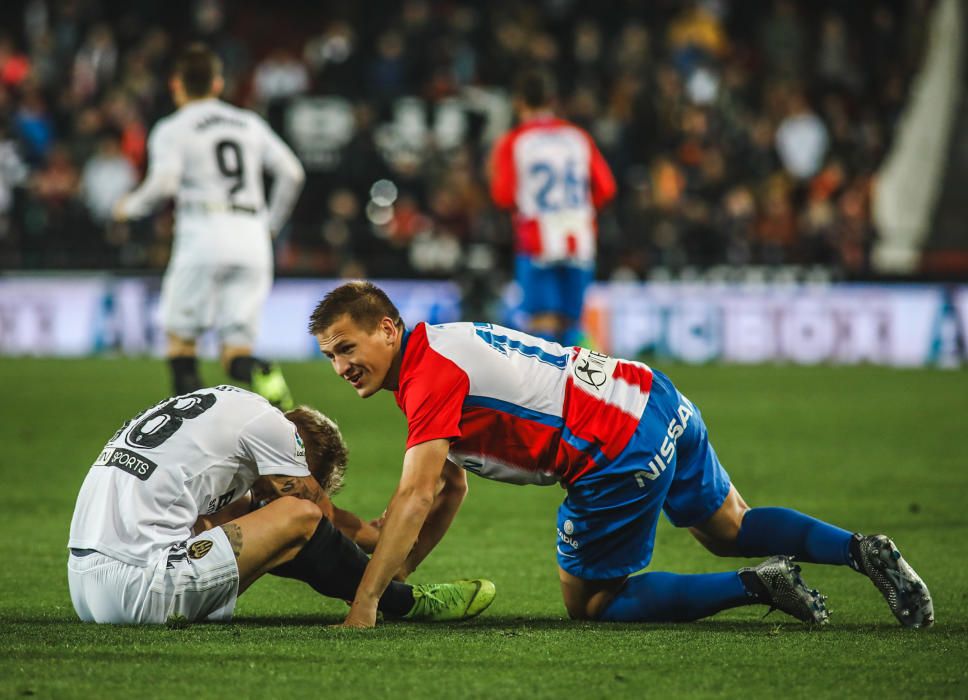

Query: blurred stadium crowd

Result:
[0,0,930,282]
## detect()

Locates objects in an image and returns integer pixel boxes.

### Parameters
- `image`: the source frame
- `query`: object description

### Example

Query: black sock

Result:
[228,355,271,384]
[270,516,415,617]
[169,357,202,395]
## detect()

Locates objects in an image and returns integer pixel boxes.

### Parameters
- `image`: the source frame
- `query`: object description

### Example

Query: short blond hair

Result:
[285,406,348,494]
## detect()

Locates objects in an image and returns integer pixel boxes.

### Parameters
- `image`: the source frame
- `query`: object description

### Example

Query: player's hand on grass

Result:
[340,603,378,629]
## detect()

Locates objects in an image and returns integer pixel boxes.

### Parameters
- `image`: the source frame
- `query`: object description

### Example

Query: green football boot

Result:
[251,363,295,411]
[403,579,496,622]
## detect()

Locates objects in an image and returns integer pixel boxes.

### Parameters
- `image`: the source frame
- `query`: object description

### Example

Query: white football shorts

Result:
[67,527,239,624]
[159,263,272,347]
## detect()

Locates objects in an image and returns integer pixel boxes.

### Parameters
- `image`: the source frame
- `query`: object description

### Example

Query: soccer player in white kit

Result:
[115,44,305,408]
[67,385,496,624]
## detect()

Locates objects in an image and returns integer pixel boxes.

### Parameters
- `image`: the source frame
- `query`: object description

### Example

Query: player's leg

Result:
[559,262,593,347]
[689,485,856,566]
[554,430,760,623]
[217,265,293,409]
[167,334,202,394]
[560,370,827,624]
[159,264,212,395]
[269,508,494,621]
[674,380,933,627]
[516,255,566,343]
[219,495,323,593]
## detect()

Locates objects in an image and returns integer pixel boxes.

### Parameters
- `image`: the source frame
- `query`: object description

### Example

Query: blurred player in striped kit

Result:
[489,70,616,346]
[115,44,303,408]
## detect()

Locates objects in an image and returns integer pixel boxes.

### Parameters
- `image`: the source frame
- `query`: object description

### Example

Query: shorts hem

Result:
[557,556,652,582]
[666,478,732,529]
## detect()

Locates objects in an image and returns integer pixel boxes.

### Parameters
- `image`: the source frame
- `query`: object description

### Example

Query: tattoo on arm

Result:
[221,523,243,559]
[251,475,324,507]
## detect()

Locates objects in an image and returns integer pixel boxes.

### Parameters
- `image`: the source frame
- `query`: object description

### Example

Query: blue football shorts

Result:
[515,255,593,322]
[556,369,732,580]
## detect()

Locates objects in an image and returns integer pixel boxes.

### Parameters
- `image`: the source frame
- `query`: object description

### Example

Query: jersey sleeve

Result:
[587,136,617,209]
[398,350,470,450]
[488,131,517,209]
[257,116,305,234]
[239,409,312,477]
[118,120,182,218]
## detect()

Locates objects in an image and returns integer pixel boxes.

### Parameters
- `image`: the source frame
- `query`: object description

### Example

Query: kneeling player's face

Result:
[316,315,397,398]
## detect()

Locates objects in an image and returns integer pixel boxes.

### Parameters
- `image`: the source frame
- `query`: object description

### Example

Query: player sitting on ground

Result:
[67,385,495,624]
[309,281,933,629]
[114,44,301,409]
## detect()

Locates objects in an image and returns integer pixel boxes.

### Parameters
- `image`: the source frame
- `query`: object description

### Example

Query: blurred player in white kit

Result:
[115,43,305,408]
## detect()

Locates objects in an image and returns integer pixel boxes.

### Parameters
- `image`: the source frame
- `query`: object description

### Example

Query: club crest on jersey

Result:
[188,540,214,559]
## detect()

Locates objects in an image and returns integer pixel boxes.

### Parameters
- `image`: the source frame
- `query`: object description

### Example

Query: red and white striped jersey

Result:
[394,322,653,486]
[489,116,616,264]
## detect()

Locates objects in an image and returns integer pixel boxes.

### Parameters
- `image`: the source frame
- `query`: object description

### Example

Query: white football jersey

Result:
[68,386,310,567]
[119,97,305,267]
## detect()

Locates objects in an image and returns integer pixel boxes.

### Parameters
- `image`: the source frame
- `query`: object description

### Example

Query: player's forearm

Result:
[192,493,253,534]
[117,170,177,219]
[405,483,466,574]
[332,506,381,553]
[266,170,304,234]
[351,488,434,606]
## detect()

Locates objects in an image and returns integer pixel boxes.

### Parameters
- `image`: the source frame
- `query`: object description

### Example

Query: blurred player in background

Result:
[489,70,616,346]
[67,385,495,624]
[310,281,933,630]
[114,44,304,408]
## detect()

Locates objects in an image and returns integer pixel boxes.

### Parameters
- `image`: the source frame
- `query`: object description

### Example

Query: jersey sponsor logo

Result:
[557,528,580,549]
[94,447,158,481]
[574,351,609,388]
[188,540,214,559]
[636,398,696,484]
[556,545,578,559]
[570,348,616,394]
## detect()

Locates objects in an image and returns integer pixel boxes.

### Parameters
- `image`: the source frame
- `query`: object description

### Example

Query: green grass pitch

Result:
[1,357,966,698]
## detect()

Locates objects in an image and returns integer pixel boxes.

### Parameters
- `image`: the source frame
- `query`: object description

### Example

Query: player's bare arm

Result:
[249,473,381,551]
[331,506,382,553]
[402,459,468,577]
[192,492,253,534]
[251,473,328,509]
[342,438,450,628]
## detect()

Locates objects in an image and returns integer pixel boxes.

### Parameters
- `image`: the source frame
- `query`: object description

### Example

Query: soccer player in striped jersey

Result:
[489,71,616,346]
[310,281,933,630]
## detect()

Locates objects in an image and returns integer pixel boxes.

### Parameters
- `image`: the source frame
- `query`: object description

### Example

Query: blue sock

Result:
[599,571,751,622]
[736,507,853,566]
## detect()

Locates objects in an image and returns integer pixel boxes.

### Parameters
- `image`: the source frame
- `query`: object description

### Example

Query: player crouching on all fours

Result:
[67,385,495,624]
[312,281,933,629]
[113,44,302,410]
